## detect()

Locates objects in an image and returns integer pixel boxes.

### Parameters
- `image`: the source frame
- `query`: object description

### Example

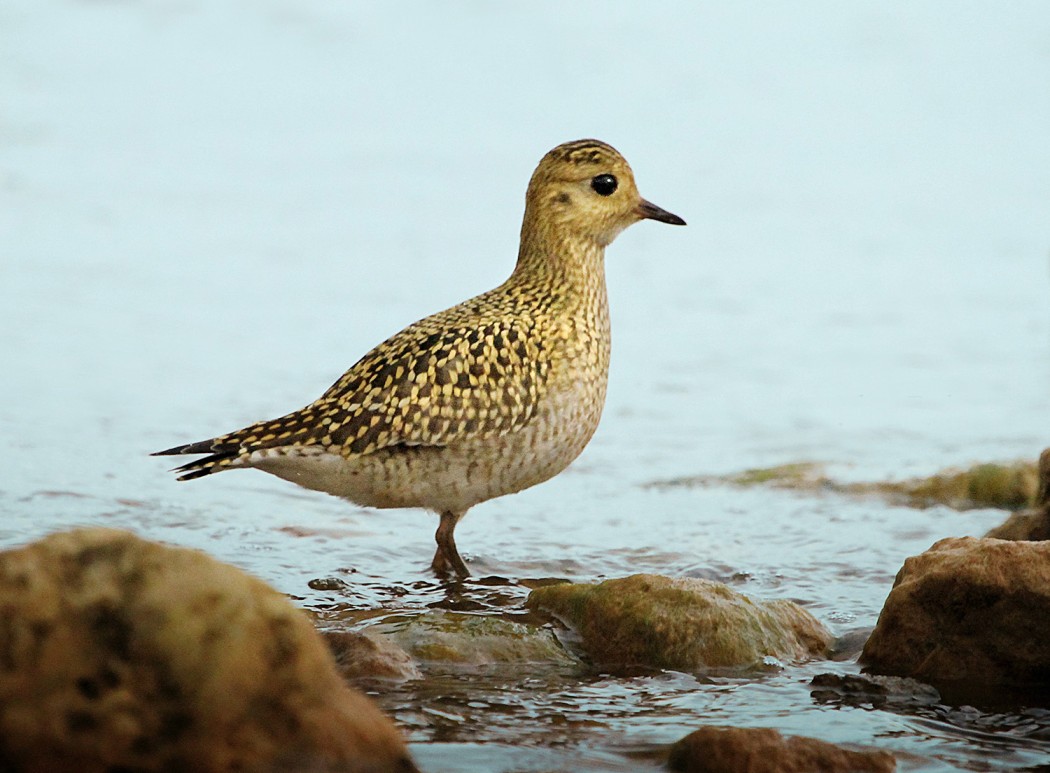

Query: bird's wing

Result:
[315,313,552,455]
[155,310,554,477]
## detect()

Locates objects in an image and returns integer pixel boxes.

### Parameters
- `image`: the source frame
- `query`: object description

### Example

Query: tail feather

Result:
[154,408,319,481]
[169,450,242,481]
[153,439,232,457]
[153,436,245,481]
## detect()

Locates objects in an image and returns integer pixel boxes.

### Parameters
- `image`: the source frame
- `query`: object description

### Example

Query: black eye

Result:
[590,173,618,196]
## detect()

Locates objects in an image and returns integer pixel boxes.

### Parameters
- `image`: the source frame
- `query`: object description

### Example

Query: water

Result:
[3,1,1050,770]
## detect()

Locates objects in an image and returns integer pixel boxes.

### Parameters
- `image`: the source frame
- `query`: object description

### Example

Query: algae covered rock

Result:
[985,448,1050,540]
[368,610,577,667]
[0,528,416,773]
[861,536,1050,685]
[890,459,1040,511]
[656,456,1041,512]
[668,726,896,773]
[526,574,831,670]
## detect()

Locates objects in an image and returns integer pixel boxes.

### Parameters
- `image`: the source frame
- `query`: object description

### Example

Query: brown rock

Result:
[985,448,1050,540]
[861,536,1050,684]
[0,528,417,773]
[668,726,895,772]
[526,574,831,670]
[985,510,1050,541]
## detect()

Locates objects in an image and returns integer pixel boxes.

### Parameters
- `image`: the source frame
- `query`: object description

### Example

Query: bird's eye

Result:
[590,174,618,196]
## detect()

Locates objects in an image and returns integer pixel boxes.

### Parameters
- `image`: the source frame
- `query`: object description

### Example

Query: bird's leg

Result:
[431,510,469,578]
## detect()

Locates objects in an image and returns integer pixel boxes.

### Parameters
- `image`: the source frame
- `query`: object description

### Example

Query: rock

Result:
[0,528,416,773]
[667,726,896,772]
[826,628,873,661]
[810,672,941,710]
[985,510,1050,541]
[368,610,577,667]
[985,448,1050,540]
[861,536,1050,685]
[525,574,831,670]
[324,630,422,681]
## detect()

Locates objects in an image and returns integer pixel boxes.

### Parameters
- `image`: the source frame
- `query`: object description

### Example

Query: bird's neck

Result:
[508,227,610,363]
[511,221,607,298]
[509,215,612,373]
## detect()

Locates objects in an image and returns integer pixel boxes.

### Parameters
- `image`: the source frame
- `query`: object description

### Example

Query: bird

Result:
[154,139,685,578]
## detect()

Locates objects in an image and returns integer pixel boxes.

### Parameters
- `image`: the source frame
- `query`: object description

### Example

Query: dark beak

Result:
[636,199,686,226]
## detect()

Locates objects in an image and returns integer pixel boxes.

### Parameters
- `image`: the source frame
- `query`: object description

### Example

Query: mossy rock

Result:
[526,574,831,671]
[884,462,1038,511]
[655,458,1041,512]
[367,610,577,666]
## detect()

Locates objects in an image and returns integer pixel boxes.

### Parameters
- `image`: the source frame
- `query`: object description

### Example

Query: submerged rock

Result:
[368,610,577,667]
[650,461,827,492]
[324,630,423,681]
[810,672,941,710]
[525,574,831,670]
[861,536,1050,685]
[0,528,416,773]
[667,726,896,773]
[985,448,1050,540]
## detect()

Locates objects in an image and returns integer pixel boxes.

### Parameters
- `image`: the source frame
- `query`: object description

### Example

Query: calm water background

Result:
[3,2,1050,770]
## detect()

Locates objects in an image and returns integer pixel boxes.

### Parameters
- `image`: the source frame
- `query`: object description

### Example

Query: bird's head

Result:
[523,139,685,249]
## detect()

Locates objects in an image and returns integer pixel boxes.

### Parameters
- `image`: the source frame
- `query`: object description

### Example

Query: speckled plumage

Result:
[156,139,684,576]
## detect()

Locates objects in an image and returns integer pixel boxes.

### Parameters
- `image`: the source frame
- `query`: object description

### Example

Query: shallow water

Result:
[3,1,1050,770]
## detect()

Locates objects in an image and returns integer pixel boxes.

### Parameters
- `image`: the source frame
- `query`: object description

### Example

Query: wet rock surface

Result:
[667,725,896,773]
[0,528,416,773]
[861,536,1050,685]
[526,574,831,670]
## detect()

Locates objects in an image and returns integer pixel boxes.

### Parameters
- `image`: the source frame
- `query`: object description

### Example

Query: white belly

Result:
[250,383,606,514]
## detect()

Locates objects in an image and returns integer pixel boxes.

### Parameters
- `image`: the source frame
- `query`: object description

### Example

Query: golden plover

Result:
[155,139,685,577]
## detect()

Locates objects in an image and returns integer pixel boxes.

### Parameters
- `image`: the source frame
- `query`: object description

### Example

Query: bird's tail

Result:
[152,437,245,481]
[152,409,320,481]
